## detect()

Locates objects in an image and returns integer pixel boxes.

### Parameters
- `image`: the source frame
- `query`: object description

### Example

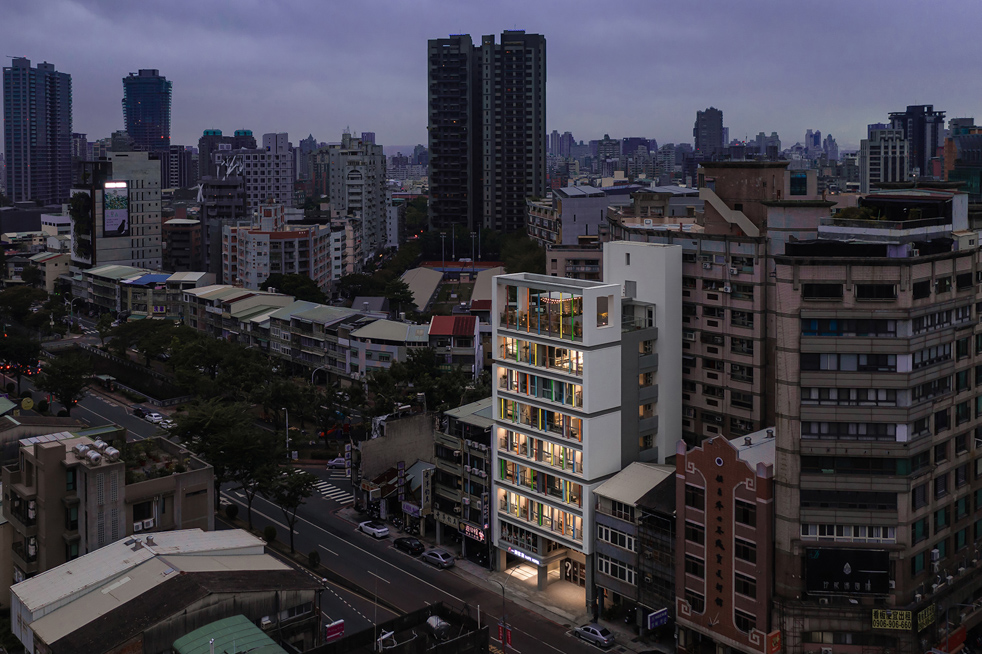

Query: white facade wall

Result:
[602,241,683,462]
[103,152,162,270]
[491,273,623,563]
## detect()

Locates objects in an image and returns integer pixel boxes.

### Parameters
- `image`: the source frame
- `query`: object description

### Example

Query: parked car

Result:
[359,521,389,539]
[326,457,346,469]
[421,549,455,569]
[573,624,615,648]
[131,406,147,418]
[144,412,163,424]
[160,419,176,430]
[393,537,424,555]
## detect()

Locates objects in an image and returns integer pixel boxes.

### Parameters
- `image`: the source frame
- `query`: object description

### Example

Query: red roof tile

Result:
[470,300,492,311]
[428,315,477,337]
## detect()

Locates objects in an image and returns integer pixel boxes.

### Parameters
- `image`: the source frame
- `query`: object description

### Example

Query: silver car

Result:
[358,521,389,539]
[421,549,455,569]
[574,623,615,648]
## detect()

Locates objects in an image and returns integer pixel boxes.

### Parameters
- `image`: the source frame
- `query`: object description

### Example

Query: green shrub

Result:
[263,526,277,544]
[37,399,49,413]
[225,504,239,521]
[57,409,69,417]
[308,550,321,568]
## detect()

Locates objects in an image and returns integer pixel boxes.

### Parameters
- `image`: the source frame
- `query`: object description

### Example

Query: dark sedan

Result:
[393,537,424,555]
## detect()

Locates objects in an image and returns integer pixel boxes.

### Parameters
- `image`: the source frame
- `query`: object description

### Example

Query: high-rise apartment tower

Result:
[121,69,172,152]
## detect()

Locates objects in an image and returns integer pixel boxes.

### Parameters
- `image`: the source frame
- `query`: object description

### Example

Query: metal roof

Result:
[400,267,443,310]
[471,266,505,303]
[593,462,674,506]
[12,529,265,613]
[351,319,425,343]
[442,397,493,429]
[428,315,477,337]
[172,615,285,654]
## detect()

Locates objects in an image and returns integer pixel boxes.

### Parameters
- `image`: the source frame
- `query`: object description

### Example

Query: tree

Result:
[384,278,415,315]
[21,265,45,289]
[228,428,282,530]
[108,318,174,364]
[172,399,254,511]
[335,274,385,300]
[260,273,326,304]
[0,335,41,394]
[34,352,92,415]
[266,469,316,553]
[96,313,114,346]
[0,286,47,321]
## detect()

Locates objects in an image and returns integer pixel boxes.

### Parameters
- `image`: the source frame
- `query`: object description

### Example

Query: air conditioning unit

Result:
[453,506,461,514]
[911,248,920,257]
[702,262,712,269]
[973,559,979,566]
[644,574,652,583]
[729,267,739,275]
[683,332,696,342]
[143,519,154,530]
[453,450,461,457]
[958,567,967,575]
[133,522,143,533]
[933,583,941,593]
[947,575,955,585]
[819,598,830,606]
[931,548,941,562]
[722,286,732,294]
[465,439,473,448]
[479,470,487,478]
[821,648,833,654]
[462,497,470,505]
[915,593,923,603]
[261,616,273,630]
[889,580,895,589]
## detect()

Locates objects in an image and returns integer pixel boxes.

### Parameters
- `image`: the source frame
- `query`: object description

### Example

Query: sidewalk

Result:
[333,505,673,654]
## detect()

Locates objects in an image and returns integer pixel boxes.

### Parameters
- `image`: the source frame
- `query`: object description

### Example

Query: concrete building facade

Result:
[861,127,910,193]
[491,243,680,608]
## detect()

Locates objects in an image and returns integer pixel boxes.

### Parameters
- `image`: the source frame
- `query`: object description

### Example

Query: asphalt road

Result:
[11,350,614,654]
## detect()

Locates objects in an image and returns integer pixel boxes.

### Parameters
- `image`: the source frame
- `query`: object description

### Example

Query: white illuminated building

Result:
[490,242,681,608]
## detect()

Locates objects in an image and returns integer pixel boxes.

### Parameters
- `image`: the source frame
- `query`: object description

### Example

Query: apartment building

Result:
[161,217,202,271]
[860,126,910,193]
[431,398,494,565]
[221,221,335,292]
[592,462,675,627]
[491,241,680,608]
[119,270,215,320]
[428,315,482,378]
[181,285,295,344]
[772,187,982,654]
[310,132,388,258]
[604,162,829,445]
[1,427,213,599]
[675,428,776,654]
[211,133,294,213]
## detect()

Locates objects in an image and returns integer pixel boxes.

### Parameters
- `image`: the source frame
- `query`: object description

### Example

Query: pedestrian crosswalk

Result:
[315,480,354,504]
[83,329,98,335]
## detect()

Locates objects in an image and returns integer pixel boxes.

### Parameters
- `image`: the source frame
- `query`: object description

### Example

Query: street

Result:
[8,352,613,654]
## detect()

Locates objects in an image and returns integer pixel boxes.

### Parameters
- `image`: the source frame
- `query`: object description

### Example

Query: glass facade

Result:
[122,70,172,152]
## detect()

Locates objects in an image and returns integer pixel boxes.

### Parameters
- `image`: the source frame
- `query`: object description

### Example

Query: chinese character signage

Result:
[871,609,912,630]
[805,548,890,595]
[917,604,935,631]
[103,181,130,236]
[421,468,433,515]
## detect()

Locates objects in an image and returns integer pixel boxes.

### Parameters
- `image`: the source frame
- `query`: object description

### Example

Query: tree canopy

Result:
[34,352,92,415]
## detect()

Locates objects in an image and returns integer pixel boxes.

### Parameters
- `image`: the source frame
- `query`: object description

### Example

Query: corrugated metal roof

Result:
[172,615,285,654]
[470,266,505,303]
[400,267,443,310]
[593,462,674,506]
[351,319,419,343]
[442,397,493,429]
[428,315,477,337]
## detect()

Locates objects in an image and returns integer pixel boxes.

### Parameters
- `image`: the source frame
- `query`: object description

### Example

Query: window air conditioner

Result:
[821,648,832,654]
[702,262,712,269]
[133,522,143,532]
[818,598,829,605]
[722,286,732,294]
[143,519,154,530]
[729,267,739,275]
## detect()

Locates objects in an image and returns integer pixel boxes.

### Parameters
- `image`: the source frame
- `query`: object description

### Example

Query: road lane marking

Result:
[367,571,390,584]
[319,545,338,556]
[221,493,297,534]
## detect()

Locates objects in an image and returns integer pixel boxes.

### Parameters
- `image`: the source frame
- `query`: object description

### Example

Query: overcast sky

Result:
[2,0,980,155]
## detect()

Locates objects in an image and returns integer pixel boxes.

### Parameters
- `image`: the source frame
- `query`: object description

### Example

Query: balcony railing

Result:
[499,311,583,342]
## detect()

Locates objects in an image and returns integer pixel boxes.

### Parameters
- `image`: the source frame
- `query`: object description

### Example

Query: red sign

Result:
[325,619,345,642]
[937,626,966,652]
[498,623,504,641]
[767,630,782,654]
[506,627,513,647]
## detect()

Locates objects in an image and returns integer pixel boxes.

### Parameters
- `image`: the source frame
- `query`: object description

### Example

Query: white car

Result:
[358,521,389,539]
[326,457,346,469]
[144,412,163,424]
[160,419,176,430]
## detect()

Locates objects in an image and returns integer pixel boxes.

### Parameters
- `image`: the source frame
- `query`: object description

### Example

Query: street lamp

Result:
[67,297,82,330]
[311,365,328,386]
[490,579,508,650]
[440,232,446,274]
[281,407,290,458]
[470,232,477,279]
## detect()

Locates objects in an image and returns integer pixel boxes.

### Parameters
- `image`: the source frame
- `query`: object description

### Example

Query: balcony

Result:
[499,311,583,342]
[12,540,38,574]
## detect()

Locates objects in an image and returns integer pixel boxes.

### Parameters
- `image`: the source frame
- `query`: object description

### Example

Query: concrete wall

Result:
[360,413,435,479]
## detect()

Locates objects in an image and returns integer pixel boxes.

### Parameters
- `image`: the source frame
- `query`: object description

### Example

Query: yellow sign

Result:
[21,397,34,411]
[872,609,912,631]
[917,604,936,631]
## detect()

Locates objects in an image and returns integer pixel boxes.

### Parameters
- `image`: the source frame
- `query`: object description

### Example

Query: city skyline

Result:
[2,0,980,156]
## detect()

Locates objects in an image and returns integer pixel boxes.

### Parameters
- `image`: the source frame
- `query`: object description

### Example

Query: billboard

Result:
[69,188,94,265]
[805,548,890,595]
[103,181,130,236]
